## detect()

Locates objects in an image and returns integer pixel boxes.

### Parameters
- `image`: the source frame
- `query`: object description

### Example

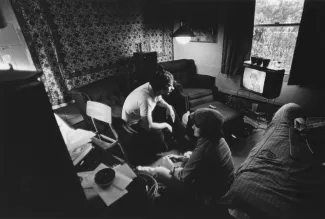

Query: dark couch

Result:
[68,74,130,132]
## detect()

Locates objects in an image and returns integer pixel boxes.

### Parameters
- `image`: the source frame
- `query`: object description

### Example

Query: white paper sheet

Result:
[112,171,132,191]
[114,163,137,180]
[77,171,95,189]
[93,183,128,206]
[66,129,96,150]
[86,163,134,206]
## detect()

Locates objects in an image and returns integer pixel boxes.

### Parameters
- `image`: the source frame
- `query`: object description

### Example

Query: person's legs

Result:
[130,123,169,165]
[152,106,193,152]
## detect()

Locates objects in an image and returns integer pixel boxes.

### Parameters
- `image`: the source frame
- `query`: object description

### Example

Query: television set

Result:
[241,62,285,99]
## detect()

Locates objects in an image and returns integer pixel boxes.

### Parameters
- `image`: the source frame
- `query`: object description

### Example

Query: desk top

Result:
[74,141,150,217]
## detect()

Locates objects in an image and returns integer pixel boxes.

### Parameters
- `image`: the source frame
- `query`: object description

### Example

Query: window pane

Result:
[251,26,299,73]
[254,0,305,24]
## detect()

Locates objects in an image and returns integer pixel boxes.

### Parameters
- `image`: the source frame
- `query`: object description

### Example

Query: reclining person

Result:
[121,67,188,164]
[137,108,235,214]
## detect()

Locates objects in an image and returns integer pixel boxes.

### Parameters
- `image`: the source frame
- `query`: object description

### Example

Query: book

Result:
[69,142,93,166]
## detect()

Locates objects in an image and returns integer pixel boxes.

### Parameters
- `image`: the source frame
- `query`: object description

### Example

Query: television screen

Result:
[242,68,266,94]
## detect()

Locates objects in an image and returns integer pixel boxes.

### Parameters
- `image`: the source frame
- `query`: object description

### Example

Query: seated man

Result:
[122,67,188,164]
[137,108,235,218]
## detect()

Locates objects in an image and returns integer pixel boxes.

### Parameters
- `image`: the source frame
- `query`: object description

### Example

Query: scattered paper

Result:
[93,182,128,206]
[94,163,133,191]
[78,163,135,206]
[113,171,132,191]
[66,129,96,150]
[77,171,95,189]
[114,163,137,180]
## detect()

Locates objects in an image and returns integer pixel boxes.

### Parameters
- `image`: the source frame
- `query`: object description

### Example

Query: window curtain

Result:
[221,1,255,75]
[288,0,325,87]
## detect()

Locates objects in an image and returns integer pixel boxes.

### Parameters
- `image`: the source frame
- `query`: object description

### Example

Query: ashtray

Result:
[94,168,115,189]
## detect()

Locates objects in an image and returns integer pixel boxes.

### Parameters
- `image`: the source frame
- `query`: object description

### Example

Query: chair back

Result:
[86,101,112,124]
[86,101,135,166]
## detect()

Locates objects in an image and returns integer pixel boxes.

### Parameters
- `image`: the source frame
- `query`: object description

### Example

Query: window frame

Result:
[252,1,304,77]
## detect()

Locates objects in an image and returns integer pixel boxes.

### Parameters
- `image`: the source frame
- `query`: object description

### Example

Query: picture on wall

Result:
[190,23,218,43]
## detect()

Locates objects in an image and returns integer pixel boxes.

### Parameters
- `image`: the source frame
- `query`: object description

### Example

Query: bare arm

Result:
[157,98,175,123]
[141,112,172,131]
[139,100,172,132]
[157,98,170,109]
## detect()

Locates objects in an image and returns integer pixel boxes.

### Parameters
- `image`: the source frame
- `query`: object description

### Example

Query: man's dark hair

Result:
[149,68,174,91]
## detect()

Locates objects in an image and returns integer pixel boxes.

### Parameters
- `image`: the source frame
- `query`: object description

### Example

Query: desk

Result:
[75,141,150,217]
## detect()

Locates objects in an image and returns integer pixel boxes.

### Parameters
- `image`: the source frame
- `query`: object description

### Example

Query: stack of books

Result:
[69,142,93,166]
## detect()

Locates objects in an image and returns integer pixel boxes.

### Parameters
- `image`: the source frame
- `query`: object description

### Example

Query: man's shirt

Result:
[122,82,162,125]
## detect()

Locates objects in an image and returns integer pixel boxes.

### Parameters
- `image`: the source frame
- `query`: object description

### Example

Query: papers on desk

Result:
[63,128,96,166]
[69,143,93,166]
[77,163,136,207]
[66,129,96,151]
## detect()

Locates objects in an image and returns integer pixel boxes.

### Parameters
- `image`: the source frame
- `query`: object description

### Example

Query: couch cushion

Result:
[189,95,214,109]
[78,80,120,102]
[183,88,212,100]
[69,75,129,122]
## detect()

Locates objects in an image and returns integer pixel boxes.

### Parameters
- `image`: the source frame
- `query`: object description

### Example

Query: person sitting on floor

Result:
[137,108,235,208]
[121,66,188,164]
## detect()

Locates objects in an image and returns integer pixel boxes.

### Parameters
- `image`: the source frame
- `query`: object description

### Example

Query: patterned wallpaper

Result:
[11,0,173,107]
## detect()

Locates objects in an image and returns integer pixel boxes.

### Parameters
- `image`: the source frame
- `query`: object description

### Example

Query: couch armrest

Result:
[188,74,219,100]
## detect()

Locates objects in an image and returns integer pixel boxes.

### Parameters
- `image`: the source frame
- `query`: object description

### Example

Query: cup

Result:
[262,59,271,68]
[251,56,258,64]
[256,57,263,66]
[252,103,258,112]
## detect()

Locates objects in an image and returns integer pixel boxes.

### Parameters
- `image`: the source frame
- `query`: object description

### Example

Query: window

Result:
[251,0,305,74]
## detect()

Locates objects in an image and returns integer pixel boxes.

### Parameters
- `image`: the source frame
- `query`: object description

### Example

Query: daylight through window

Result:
[251,0,305,74]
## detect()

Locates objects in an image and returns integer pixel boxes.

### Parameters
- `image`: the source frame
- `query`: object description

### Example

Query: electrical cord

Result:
[136,171,159,201]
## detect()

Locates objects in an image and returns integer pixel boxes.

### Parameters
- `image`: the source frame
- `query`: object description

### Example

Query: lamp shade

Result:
[171,25,195,38]
[172,25,195,44]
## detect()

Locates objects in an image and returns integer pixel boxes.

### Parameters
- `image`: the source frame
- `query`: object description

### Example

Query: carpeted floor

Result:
[228,126,266,169]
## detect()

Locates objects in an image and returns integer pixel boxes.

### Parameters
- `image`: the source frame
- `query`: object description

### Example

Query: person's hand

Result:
[183,151,192,159]
[165,123,173,133]
[160,156,175,171]
[136,166,157,176]
[166,105,175,123]
[166,154,185,162]
[166,154,183,159]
